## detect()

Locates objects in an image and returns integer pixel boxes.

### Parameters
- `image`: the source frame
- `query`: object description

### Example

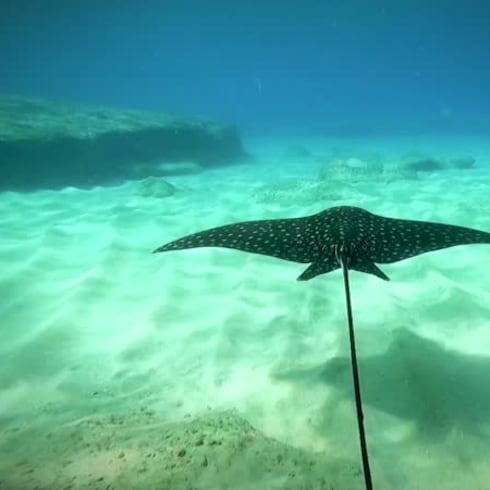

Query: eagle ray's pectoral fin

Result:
[297,258,340,281]
[349,257,390,281]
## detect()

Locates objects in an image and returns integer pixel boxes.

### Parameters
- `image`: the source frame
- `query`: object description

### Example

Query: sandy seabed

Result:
[1,136,490,489]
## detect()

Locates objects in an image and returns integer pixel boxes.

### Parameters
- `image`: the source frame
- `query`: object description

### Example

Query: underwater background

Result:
[1,1,490,489]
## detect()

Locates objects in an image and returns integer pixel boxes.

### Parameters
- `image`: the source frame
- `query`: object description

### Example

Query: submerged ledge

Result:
[0,96,248,191]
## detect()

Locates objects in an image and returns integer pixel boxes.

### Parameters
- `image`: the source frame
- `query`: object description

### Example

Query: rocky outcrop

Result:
[0,96,248,191]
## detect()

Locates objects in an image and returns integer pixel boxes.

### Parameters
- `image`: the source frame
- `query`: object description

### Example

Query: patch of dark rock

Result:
[448,156,476,169]
[400,158,446,172]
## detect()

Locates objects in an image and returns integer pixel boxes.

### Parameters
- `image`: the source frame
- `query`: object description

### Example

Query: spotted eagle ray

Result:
[153,206,490,280]
[153,205,490,490]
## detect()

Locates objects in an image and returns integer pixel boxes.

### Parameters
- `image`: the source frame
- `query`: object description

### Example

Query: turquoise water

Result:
[1,134,490,489]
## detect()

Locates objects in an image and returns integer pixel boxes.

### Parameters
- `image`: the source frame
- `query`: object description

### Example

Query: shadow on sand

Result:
[273,328,490,439]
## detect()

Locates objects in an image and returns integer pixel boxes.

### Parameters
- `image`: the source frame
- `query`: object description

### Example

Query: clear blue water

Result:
[1,0,489,137]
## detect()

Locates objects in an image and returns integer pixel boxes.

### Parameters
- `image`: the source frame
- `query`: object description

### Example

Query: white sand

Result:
[1,135,490,489]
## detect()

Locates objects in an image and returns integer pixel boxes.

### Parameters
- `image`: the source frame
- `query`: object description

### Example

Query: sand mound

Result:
[0,409,360,490]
